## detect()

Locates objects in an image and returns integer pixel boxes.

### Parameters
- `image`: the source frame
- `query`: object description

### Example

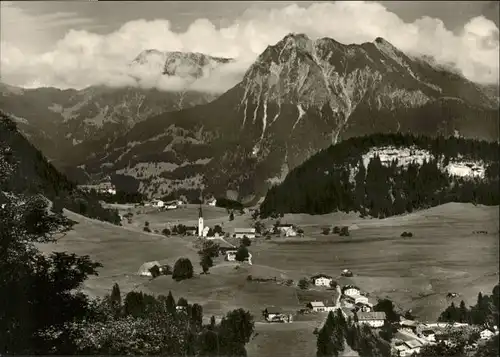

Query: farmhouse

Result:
[420,329,436,342]
[164,200,178,210]
[399,319,420,334]
[234,228,256,239]
[185,226,198,236]
[356,311,386,328]
[151,199,164,208]
[344,294,369,305]
[225,250,237,261]
[307,301,326,312]
[342,285,361,297]
[311,274,333,287]
[401,340,423,356]
[263,307,286,322]
[275,224,297,237]
[207,198,217,206]
[137,261,160,277]
[354,302,372,312]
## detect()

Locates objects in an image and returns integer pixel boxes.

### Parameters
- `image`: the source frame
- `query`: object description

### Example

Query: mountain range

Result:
[1,33,498,202]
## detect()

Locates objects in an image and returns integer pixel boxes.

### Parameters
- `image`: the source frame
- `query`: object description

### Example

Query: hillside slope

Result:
[0,111,121,224]
[259,133,499,218]
[80,33,499,201]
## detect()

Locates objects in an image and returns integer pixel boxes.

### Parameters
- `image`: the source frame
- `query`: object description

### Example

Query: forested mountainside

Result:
[0,111,120,224]
[259,133,500,218]
[78,33,498,201]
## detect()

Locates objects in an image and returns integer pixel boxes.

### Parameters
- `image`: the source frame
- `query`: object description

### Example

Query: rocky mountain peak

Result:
[131,50,234,80]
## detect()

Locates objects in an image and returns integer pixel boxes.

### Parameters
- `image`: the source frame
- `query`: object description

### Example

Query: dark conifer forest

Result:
[260,133,499,218]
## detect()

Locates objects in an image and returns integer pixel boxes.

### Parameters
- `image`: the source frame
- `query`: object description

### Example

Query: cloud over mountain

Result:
[1,1,498,91]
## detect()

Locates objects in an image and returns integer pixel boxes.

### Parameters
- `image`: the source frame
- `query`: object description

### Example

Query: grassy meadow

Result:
[38,202,498,357]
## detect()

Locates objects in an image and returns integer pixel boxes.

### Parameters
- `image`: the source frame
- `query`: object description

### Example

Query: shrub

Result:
[298,278,309,290]
[143,227,151,232]
[333,226,340,234]
[241,236,251,247]
[149,265,161,278]
[322,227,331,235]
[162,228,171,236]
[172,258,193,281]
[339,226,350,236]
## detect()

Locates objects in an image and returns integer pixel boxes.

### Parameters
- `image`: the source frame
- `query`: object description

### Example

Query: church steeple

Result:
[198,189,204,237]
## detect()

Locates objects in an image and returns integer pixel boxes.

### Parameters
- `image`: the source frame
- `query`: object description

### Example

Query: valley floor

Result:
[38,202,499,357]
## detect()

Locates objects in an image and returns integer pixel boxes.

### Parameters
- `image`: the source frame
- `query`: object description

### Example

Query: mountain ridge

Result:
[75,33,499,201]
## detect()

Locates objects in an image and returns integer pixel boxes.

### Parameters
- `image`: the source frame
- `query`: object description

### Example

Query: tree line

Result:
[316,309,391,357]
[260,133,499,218]
[438,285,499,327]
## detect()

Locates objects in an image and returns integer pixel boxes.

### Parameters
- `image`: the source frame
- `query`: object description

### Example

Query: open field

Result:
[38,202,498,356]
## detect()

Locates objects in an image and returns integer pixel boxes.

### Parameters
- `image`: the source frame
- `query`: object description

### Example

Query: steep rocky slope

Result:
[80,33,498,201]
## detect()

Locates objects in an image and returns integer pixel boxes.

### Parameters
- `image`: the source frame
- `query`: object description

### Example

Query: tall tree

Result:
[0,145,102,354]
[165,291,176,314]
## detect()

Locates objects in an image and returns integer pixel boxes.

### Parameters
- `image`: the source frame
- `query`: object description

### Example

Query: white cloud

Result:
[1,1,498,92]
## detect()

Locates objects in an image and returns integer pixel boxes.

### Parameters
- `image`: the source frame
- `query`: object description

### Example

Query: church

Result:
[198,205,210,238]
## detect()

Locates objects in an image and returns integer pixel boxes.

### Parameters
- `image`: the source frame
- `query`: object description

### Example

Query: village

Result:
[118,194,500,357]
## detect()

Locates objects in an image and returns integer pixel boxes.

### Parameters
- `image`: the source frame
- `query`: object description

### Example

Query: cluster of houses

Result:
[145,199,183,210]
[79,182,117,195]
[395,320,499,356]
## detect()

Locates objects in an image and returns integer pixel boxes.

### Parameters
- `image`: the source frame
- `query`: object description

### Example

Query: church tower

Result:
[198,203,204,237]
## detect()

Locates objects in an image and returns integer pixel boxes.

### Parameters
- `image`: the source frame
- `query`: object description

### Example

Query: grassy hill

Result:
[0,111,120,224]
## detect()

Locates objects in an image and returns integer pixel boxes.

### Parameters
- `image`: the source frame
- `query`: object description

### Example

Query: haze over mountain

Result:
[0,50,236,174]
[73,33,499,201]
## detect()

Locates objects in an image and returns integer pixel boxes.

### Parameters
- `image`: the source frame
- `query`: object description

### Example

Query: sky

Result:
[1,1,499,91]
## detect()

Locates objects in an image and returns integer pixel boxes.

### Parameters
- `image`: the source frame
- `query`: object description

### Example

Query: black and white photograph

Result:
[1,1,499,356]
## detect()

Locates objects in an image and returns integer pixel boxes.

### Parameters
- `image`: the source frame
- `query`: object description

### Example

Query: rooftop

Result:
[311,274,333,280]
[309,301,326,308]
[404,340,423,349]
[357,311,386,321]
[234,228,256,233]
[265,307,282,314]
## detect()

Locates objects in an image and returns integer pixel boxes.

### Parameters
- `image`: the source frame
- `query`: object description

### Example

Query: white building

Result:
[264,307,285,322]
[480,329,495,340]
[208,198,217,206]
[345,294,369,305]
[225,250,237,261]
[401,340,423,356]
[312,275,333,287]
[234,228,256,239]
[420,329,436,342]
[151,199,164,208]
[357,311,386,328]
[308,301,326,312]
[276,224,297,237]
[343,285,361,297]
[107,187,117,195]
[165,201,178,210]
